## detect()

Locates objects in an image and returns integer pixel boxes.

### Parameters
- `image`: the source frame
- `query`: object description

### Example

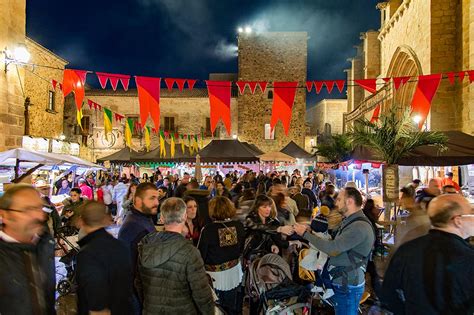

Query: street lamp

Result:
[245,26,252,34]
[232,134,238,139]
[237,27,243,33]
[3,44,30,72]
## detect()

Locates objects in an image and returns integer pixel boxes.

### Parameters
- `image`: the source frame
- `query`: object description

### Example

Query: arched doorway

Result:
[385,45,423,118]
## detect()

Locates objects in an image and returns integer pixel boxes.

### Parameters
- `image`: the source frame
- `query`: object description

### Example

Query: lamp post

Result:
[3,44,30,72]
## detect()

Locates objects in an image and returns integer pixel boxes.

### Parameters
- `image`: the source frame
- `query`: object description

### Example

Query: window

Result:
[205,117,212,136]
[47,90,55,111]
[164,116,175,132]
[74,116,90,135]
[267,90,273,99]
[127,116,141,137]
[264,123,275,140]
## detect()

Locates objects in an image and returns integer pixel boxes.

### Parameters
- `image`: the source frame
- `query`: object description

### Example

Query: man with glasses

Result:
[0,184,55,314]
[381,194,474,314]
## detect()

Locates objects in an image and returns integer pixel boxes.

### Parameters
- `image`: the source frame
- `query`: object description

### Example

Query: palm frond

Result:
[315,134,352,163]
[348,106,447,164]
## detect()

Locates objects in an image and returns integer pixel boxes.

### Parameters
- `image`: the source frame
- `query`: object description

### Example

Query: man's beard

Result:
[337,206,348,216]
[142,205,157,215]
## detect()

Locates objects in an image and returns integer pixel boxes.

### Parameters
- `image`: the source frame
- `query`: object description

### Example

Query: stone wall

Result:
[64,89,238,161]
[24,38,67,138]
[0,0,26,150]
[237,32,307,152]
[460,0,474,134]
[307,99,348,136]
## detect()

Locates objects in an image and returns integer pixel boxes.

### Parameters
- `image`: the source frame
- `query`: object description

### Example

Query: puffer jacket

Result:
[0,234,55,315]
[137,231,214,315]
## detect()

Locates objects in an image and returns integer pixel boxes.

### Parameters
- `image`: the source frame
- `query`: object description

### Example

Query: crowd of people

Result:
[0,168,472,315]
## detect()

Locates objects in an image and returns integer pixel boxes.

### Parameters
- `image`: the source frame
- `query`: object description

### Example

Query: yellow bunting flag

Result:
[159,131,166,157]
[103,108,113,140]
[76,108,83,129]
[144,126,151,151]
[125,118,133,148]
[180,134,185,154]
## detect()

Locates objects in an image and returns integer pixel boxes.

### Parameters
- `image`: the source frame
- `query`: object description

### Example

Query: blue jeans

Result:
[331,282,365,315]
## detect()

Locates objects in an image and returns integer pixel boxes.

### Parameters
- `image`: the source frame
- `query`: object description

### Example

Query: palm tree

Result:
[348,106,446,217]
[314,134,352,164]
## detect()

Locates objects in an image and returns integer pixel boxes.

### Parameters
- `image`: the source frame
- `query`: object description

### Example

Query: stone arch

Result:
[385,45,423,114]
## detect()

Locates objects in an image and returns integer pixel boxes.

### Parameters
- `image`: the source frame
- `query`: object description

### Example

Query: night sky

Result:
[27,0,380,104]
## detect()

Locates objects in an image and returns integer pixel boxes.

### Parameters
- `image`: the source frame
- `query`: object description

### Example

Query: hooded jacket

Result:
[137,231,214,315]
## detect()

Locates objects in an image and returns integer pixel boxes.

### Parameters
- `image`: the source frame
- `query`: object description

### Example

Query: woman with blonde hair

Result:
[197,196,245,315]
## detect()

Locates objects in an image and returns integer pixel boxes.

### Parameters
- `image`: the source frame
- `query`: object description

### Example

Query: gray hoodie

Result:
[137,231,214,315]
[304,210,375,286]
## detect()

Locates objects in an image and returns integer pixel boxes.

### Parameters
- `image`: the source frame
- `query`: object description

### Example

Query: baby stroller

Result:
[55,225,80,296]
[247,253,312,314]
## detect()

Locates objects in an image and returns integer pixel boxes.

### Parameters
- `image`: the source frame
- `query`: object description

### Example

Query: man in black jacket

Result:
[0,184,55,315]
[381,194,474,314]
[76,201,133,315]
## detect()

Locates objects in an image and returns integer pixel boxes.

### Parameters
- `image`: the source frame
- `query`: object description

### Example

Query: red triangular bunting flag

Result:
[187,79,197,90]
[109,77,119,91]
[257,82,267,93]
[335,80,345,93]
[314,81,323,94]
[58,83,63,91]
[446,72,456,85]
[247,82,258,94]
[152,127,157,134]
[175,79,186,92]
[135,76,161,129]
[323,81,335,94]
[165,78,175,90]
[120,77,130,91]
[270,82,298,135]
[96,72,109,89]
[410,74,443,128]
[52,79,58,90]
[87,99,93,110]
[114,113,124,122]
[236,81,247,95]
[354,79,377,94]
[370,104,381,123]
[62,69,89,110]
[393,76,410,90]
[206,81,232,135]
[306,81,313,92]
[467,70,474,83]
[458,71,466,83]
[382,77,391,83]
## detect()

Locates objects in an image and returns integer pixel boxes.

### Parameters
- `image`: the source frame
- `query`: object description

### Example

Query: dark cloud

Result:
[26,0,379,101]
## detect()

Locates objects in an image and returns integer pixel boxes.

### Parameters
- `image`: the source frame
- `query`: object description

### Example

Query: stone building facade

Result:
[237,32,307,152]
[24,38,67,139]
[63,88,238,161]
[0,0,27,150]
[344,0,474,135]
[307,99,348,136]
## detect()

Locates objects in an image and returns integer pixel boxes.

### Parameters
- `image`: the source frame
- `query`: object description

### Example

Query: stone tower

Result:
[237,32,307,152]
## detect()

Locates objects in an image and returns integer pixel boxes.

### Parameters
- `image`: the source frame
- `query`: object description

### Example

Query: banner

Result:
[63,69,89,110]
[125,118,133,148]
[370,104,381,123]
[410,74,443,129]
[270,81,298,135]
[135,76,161,130]
[206,80,232,135]
[103,108,113,140]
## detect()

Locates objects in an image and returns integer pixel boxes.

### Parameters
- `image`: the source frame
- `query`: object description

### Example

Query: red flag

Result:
[314,81,323,94]
[135,76,161,130]
[109,76,119,91]
[206,81,232,135]
[58,83,63,91]
[120,77,130,91]
[96,72,131,91]
[62,69,89,110]
[410,74,442,128]
[446,72,456,85]
[236,81,247,95]
[96,72,108,89]
[458,71,466,83]
[187,79,197,90]
[382,77,391,83]
[165,78,175,90]
[393,76,410,90]
[270,82,298,135]
[87,99,93,110]
[323,81,335,94]
[354,79,377,94]
[306,81,313,92]
[175,79,186,91]
[335,80,345,93]
[468,70,474,83]
[370,104,381,123]
[257,82,267,93]
[247,82,258,94]
[114,113,124,122]
[52,79,58,90]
